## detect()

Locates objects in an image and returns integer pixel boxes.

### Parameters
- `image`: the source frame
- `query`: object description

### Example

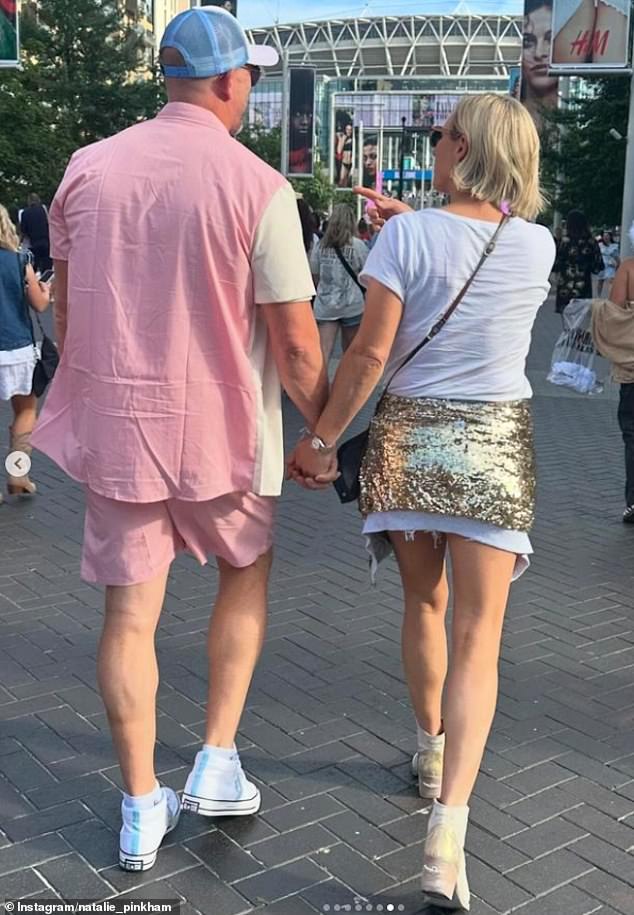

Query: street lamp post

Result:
[398,116,407,201]
[620,69,634,258]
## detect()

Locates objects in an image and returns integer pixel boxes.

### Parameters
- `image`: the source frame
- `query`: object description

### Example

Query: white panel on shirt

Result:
[360,209,556,402]
[249,183,316,496]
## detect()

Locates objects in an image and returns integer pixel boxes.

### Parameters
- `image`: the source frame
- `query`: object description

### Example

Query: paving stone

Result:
[231,857,326,905]
[261,795,346,833]
[249,824,339,868]
[507,847,594,895]
[168,865,251,915]
[310,844,392,896]
[564,804,634,851]
[507,816,587,858]
[36,852,115,900]
[0,835,71,876]
[0,867,48,900]
[575,870,634,915]
[504,883,603,915]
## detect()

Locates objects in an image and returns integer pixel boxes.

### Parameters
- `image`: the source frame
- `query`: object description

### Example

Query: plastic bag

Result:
[547,299,604,395]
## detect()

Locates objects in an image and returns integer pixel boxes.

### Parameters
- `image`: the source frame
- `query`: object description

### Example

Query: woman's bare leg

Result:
[318,321,340,368]
[389,532,449,737]
[440,536,516,806]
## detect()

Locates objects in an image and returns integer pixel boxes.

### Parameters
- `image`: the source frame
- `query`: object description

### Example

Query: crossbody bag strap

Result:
[333,244,366,295]
[379,212,510,404]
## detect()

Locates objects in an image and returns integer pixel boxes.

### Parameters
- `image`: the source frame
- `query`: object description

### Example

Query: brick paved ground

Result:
[0,305,633,914]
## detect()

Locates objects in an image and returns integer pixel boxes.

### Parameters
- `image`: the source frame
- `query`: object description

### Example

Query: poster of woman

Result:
[521,0,560,129]
[334,111,355,188]
[0,0,18,66]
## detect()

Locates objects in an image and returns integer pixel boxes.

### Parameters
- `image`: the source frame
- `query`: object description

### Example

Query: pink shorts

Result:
[82,489,276,586]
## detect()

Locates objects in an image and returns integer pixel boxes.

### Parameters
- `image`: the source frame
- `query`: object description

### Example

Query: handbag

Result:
[18,252,60,397]
[334,245,366,296]
[333,212,510,504]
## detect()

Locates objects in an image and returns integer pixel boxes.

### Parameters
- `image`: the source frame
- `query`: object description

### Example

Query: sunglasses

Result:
[243,64,262,88]
[430,124,461,150]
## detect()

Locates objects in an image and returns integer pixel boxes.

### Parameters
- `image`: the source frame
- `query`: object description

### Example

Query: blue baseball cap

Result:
[160,6,279,79]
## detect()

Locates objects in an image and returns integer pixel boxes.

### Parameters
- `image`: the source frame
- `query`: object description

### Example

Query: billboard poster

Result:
[521,0,560,129]
[287,68,316,177]
[551,0,630,69]
[334,109,355,188]
[509,66,521,99]
[362,133,379,189]
[0,0,18,67]
[200,1,238,14]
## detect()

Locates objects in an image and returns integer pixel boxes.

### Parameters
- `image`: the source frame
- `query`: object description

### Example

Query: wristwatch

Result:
[310,434,335,453]
[300,428,335,453]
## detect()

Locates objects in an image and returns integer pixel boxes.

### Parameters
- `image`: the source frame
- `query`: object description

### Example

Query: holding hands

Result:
[286,432,339,491]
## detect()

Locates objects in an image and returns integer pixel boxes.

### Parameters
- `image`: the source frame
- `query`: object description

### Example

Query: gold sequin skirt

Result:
[359,394,536,532]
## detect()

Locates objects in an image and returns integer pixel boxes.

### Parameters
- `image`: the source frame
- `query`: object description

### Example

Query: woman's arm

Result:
[291,278,404,481]
[25,263,51,313]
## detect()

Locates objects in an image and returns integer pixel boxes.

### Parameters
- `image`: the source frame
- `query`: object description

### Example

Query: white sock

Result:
[201,744,237,761]
[417,721,445,751]
[123,781,162,810]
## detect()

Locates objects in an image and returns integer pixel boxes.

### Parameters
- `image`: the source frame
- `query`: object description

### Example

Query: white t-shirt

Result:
[360,209,556,401]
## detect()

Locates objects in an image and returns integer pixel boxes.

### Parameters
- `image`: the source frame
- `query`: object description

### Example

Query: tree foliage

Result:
[541,77,629,229]
[0,0,164,208]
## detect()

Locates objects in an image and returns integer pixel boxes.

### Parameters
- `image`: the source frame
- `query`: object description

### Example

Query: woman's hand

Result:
[286,437,339,490]
[354,187,412,230]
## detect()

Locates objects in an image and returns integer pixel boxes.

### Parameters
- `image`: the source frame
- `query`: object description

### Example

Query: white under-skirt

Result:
[364,510,532,584]
[0,345,37,401]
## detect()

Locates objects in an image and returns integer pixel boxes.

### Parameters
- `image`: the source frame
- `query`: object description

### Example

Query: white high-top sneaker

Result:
[181,746,261,817]
[119,785,180,872]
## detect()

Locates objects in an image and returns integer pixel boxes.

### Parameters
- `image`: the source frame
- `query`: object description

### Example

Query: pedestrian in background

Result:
[597,230,619,299]
[0,204,50,500]
[311,203,368,366]
[32,7,327,874]
[19,193,51,274]
[593,248,634,523]
[291,94,555,911]
[554,209,603,314]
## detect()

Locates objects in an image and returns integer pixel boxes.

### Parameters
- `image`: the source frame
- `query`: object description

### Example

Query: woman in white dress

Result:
[0,205,50,501]
[290,94,555,911]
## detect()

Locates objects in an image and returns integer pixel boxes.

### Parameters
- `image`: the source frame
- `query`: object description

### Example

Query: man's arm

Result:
[252,183,327,427]
[261,300,328,430]
[53,259,68,354]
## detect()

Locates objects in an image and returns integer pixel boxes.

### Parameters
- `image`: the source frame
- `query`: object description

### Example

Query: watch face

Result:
[311,437,320,451]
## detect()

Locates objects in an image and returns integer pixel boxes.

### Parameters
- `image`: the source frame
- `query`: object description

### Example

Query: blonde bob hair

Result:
[0,205,19,252]
[449,93,545,221]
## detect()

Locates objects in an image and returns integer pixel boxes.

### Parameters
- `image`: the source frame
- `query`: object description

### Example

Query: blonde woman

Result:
[310,203,368,366]
[0,205,50,499]
[290,95,556,910]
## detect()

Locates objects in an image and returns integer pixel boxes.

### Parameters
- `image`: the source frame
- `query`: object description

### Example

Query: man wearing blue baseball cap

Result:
[37,6,329,872]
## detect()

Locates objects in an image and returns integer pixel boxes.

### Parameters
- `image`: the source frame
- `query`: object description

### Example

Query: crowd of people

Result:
[1,4,634,909]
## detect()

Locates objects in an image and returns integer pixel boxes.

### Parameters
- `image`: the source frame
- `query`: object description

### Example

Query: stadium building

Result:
[243,1,524,195]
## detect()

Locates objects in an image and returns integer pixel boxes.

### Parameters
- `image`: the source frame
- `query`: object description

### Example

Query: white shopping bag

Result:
[547,299,604,395]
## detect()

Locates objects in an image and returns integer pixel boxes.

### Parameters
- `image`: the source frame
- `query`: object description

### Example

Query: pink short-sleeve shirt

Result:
[33,103,314,503]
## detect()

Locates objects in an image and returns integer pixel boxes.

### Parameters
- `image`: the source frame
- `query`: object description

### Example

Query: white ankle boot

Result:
[411,725,445,799]
[421,799,470,911]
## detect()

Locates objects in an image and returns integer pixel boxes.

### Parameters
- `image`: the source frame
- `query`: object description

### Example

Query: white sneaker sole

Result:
[119,810,180,872]
[181,787,261,817]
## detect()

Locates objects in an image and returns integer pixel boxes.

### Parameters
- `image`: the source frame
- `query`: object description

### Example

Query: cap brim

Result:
[247,44,279,68]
